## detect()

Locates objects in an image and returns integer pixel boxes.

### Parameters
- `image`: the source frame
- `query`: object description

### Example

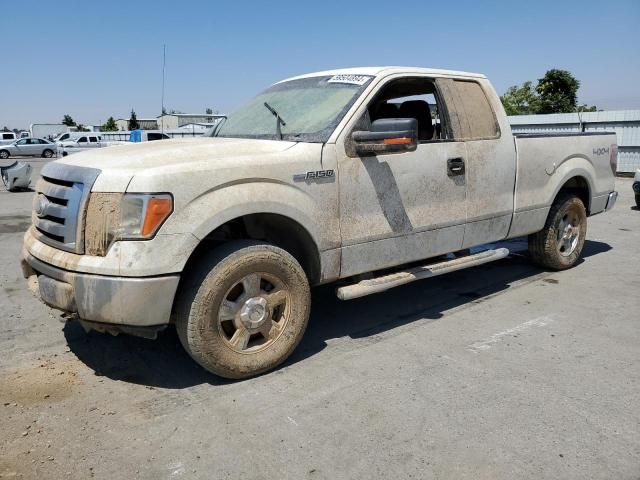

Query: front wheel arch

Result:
[181,213,322,286]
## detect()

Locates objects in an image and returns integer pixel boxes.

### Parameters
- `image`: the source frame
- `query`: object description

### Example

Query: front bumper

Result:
[22,248,180,329]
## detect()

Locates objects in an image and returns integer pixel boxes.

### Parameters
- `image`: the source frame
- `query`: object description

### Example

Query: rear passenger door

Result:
[25,139,42,155]
[438,78,517,247]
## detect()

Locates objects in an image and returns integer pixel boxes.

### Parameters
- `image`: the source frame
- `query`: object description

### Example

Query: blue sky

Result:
[2,0,638,128]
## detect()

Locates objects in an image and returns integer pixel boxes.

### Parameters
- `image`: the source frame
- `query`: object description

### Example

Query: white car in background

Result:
[0,131,18,145]
[0,138,56,159]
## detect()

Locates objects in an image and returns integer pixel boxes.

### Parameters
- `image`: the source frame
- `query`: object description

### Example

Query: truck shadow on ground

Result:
[63,239,611,389]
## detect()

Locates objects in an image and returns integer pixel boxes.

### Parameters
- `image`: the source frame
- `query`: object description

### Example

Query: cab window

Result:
[452,80,500,139]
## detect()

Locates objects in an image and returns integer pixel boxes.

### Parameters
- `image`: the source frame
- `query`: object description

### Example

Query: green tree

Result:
[535,69,580,114]
[500,81,540,115]
[578,104,598,113]
[75,124,89,132]
[2,126,9,132]
[205,107,213,114]
[128,109,140,130]
[501,69,596,116]
[62,114,76,126]
[101,116,118,132]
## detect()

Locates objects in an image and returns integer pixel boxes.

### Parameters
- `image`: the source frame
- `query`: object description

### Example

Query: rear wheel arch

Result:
[554,175,591,214]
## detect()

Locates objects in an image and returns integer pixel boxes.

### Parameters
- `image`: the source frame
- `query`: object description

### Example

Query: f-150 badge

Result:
[293,170,335,182]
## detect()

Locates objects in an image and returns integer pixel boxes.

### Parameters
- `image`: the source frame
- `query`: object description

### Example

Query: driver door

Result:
[336,76,468,277]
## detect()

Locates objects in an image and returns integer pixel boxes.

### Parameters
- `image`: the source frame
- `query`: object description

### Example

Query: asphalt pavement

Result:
[1,160,638,479]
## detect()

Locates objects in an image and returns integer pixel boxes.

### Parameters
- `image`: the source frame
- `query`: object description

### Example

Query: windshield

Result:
[212,74,373,142]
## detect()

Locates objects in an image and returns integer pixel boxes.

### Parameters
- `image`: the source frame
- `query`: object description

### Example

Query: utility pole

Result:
[161,44,166,135]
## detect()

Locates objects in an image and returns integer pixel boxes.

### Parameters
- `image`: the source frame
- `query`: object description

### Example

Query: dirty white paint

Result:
[466,316,554,353]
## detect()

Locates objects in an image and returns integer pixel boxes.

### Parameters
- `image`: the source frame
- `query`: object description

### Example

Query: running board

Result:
[336,248,510,300]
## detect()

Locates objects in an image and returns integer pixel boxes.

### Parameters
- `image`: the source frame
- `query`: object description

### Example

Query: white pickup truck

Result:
[0,131,18,145]
[22,67,618,378]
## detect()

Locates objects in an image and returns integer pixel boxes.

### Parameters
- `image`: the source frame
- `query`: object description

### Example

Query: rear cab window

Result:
[450,80,500,140]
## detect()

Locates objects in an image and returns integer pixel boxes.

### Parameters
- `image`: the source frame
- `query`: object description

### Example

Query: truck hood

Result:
[54,137,299,191]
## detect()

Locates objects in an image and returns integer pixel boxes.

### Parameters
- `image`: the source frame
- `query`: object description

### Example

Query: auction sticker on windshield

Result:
[327,74,372,86]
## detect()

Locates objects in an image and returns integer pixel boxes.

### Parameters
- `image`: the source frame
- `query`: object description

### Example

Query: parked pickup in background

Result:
[58,130,171,156]
[22,66,618,379]
[0,131,18,145]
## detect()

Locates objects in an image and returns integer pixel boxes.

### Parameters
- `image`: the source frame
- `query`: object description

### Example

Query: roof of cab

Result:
[279,66,486,83]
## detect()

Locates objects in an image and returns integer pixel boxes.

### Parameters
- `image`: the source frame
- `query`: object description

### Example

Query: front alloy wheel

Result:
[218,272,290,353]
[176,240,311,379]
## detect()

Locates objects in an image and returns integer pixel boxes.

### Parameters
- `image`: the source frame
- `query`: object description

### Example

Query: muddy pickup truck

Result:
[22,67,619,378]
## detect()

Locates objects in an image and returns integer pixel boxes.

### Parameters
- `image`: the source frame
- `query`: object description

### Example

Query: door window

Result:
[78,137,87,143]
[89,136,98,143]
[362,77,448,142]
[16,139,27,145]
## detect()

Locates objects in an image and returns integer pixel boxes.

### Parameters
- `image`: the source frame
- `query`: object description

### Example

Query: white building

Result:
[157,113,226,130]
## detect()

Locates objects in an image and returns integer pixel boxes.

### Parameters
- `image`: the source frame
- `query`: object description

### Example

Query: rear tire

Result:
[528,193,587,270]
[175,240,311,379]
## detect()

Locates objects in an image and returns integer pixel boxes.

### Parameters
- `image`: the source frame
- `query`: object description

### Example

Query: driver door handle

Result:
[447,157,465,176]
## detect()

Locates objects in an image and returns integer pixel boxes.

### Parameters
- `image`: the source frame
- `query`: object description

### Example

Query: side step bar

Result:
[336,248,510,300]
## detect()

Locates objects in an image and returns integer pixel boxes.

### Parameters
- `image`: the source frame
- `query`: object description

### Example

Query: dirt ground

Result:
[1,160,639,479]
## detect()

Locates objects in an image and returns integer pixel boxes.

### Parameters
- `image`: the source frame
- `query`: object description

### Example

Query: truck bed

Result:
[508,131,617,238]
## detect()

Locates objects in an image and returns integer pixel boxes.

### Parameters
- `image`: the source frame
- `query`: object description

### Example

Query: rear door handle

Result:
[447,157,465,176]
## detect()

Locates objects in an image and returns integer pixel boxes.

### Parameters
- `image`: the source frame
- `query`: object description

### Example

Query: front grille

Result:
[32,163,100,254]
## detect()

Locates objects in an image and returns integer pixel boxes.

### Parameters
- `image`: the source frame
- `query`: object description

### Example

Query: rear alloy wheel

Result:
[42,149,54,158]
[529,193,587,270]
[176,240,310,379]
[0,150,9,159]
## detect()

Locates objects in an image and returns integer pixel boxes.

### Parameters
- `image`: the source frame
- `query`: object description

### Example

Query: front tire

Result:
[175,240,311,379]
[635,194,640,209]
[528,193,587,270]
[42,149,54,158]
[0,150,9,159]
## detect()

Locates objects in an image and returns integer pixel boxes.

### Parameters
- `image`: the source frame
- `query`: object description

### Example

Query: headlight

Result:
[85,193,173,256]
[120,194,173,239]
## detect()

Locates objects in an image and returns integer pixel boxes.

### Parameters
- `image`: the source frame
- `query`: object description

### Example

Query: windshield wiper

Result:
[263,102,286,140]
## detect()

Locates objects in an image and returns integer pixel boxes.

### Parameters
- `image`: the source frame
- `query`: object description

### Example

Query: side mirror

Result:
[352,118,418,156]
